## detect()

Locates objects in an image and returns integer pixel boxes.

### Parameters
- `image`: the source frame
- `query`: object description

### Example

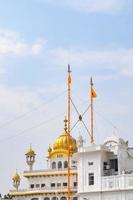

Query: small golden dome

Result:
[48,117,77,158]
[12,172,20,182]
[25,147,35,156]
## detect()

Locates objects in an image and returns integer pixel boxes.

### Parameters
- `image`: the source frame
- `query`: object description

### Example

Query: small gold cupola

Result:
[12,170,20,191]
[25,145,36,171]
[48,116,77,159]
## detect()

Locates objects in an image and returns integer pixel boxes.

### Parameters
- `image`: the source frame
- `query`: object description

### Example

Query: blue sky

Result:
[0,0,133,195]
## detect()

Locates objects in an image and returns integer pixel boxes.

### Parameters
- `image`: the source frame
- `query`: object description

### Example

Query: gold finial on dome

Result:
[25,144,35,156]
[64,116,68,132]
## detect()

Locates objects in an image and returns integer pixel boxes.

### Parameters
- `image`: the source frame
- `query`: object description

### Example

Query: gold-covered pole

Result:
[67,64,71,200]
[90,77,94,144]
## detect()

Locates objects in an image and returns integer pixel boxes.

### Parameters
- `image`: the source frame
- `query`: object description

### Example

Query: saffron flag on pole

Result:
[91,87,97,98]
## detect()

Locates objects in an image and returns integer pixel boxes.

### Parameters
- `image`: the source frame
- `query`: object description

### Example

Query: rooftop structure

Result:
[76,135,133,200]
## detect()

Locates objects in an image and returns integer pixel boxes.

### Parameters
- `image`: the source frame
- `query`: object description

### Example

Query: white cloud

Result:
[50,48,133,78]
[0,29,46,56]
[64,0,125,13]
[121,67,133,78]
[0,29,133,80]
[44,0,131,14]
[0,66,6,75]
[31,38,46,55]
[0,84,66,118]
[0,86,43,115]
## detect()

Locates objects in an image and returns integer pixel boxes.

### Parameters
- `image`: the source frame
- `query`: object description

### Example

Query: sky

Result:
[0,0,133,195]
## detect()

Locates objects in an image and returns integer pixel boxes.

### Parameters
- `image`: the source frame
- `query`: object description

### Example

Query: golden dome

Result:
[25,147,35,156]
[48,117,77,159]
[53,131,77,152]
[12,172,20,182]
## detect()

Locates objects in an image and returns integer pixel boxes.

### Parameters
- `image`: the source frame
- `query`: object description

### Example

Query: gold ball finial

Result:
[64,116,68,132]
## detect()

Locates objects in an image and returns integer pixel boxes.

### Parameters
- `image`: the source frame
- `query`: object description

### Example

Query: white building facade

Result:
[76,136,133,200]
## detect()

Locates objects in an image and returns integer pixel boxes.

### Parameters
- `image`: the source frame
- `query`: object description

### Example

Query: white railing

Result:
[81,174,133,193]
[101,174,133,191]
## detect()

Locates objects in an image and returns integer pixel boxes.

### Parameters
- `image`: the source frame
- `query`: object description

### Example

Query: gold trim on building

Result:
[24,170,77,178]
[10,189,77,197]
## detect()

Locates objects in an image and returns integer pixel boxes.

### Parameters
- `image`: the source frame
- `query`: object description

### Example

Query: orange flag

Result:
[91,87,97,98]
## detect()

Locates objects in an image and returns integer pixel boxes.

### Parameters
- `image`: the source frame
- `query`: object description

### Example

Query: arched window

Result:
[52,197,58,200]
[58,161,62,169]
[60,197,67,200]
[52,162,56,169]
[44,198,50,200]
[64,161,68,168]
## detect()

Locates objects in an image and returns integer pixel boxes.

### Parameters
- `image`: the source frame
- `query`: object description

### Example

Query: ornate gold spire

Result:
[25,146,35,156]
[64,116,68,132]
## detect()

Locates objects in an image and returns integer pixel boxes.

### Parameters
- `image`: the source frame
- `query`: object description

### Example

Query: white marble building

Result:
[76,135,133,200]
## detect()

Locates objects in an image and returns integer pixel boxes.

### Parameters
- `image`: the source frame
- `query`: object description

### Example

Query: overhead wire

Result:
[71,89,120,140]
[0,89,67,129]
[71,89,119,137]
[71,89,89,105]
[0,93,119,145]
[0,111,64,143]
[0,87,119,143]
[0,93,91,143]
[94,109,119,132]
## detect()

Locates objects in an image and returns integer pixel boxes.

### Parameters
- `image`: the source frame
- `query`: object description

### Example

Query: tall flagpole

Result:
[90,77,94,144]
[67,64,71,200]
